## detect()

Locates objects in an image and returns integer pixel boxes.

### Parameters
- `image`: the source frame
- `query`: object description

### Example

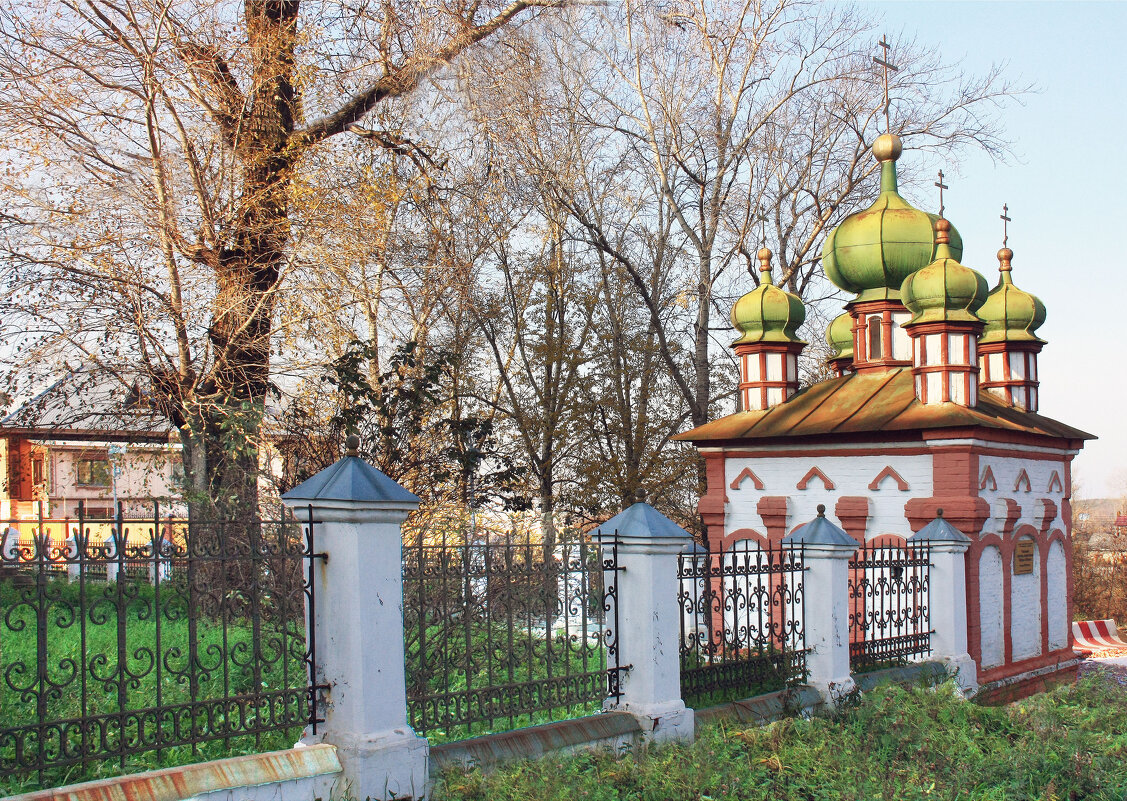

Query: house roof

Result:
[675,368,1093,447]
[1,369,171,440]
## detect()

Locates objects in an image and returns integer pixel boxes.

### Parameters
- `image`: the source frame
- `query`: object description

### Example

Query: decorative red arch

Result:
[980,465,997,491]
[1014,469,1032,493]
[796,466,835,491]
[729,467,765,491]
[1047,471,1064,493]
[867,466,910,491]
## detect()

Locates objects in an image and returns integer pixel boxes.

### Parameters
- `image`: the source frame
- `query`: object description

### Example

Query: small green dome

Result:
[822,134,963,303]
[731,249,807,345]
[978,248,1047,344]
[826,312,854,359]
[900,219,988,326]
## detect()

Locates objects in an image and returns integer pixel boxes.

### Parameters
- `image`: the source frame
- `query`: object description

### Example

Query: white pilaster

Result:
[596,501,695,744]
[782,506,857,705]
[924,541,977,695]
[283,443,426,801]
[800,543,856,703]
[909,512,977,696]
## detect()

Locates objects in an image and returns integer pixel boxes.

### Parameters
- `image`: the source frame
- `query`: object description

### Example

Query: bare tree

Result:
[463,1,1018,502]
[0,0,569,515]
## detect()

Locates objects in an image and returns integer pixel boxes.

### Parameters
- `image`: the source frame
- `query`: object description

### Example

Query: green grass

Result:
[407,619,611,743]
[435,676,1127,801]
[0,577,306,795]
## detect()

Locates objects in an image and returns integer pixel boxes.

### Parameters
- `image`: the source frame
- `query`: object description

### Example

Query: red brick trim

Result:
[976,649,1075,686]
[722,527,769,551]
[698,452,727,544]
[1014,469,1032,493]
[756,496,790,541]
[868,465,909,491]
[979,465,997,491]
[834,496,870,542]
[931,446,979,495]
[729,467,764,491]
[796,466,835,491]
[905,496,989,535]
[991,498,1021,536]
[1047,471,1063,493]
[1034,498,1058,532]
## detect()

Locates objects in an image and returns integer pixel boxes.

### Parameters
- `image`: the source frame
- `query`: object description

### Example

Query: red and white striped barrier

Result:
[1073,619,1127,656]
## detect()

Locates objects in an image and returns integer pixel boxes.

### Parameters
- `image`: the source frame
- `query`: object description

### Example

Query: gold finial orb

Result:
[756,247,773,279]
[934,217,951,245]
[997,247,1013,271]
[872,133,903,162]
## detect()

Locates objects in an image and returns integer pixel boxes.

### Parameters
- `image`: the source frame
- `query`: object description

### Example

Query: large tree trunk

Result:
[203,0,299,516]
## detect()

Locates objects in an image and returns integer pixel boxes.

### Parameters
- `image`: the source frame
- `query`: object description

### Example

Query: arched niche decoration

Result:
[1009,527,1042,662]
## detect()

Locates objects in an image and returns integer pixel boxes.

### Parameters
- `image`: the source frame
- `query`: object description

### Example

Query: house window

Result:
[32,457,45,485]
[76,458,112,487]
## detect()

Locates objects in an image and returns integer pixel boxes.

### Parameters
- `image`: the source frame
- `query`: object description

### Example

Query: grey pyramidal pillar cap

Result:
[282,437,420,506]
[908,509,971,544]
[593,495,690,543]
[782,504,858,547]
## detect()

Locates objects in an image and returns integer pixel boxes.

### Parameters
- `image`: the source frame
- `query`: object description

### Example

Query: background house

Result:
[0,370,182,520]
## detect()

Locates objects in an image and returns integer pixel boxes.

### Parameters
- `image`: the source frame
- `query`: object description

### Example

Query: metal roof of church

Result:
[675,368,1094,446]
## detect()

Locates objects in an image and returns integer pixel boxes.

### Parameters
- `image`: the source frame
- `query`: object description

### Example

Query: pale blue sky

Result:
[860,1,1126,498]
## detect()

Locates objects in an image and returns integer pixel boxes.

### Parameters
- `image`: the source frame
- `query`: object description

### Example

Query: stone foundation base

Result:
[974,661,1079,705]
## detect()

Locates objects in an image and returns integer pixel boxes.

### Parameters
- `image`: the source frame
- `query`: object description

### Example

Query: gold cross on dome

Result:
[1000,203,1011,247]
[873,35,899,132]
[935,170,949,217]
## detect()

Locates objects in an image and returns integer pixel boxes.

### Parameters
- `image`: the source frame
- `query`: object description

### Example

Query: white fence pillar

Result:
[65,529,80,582]
[783,505,857,705]
[594,495,694,744]
[282,436,426,801]
[909,509,977,695]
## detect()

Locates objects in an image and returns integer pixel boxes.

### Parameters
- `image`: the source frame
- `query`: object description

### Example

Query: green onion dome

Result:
[978,248,1047,345]
[899,219,988,326]
[822,134,963,302]
[826,311,854,360]
[731,248,807,345]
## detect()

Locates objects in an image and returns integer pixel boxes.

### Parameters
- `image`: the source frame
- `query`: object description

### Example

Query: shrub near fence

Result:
[0,502,321,793]
[677,539,806,707]
[403,523,622,742]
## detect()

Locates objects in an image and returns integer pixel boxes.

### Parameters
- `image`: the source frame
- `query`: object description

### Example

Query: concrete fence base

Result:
[4,745,342,801]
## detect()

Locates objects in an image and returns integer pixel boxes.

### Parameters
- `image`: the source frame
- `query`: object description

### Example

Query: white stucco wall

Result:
[978,545,1005,668]
[723,449,933,539]
[1010,536,1042,661]
[1047,540,1068,651]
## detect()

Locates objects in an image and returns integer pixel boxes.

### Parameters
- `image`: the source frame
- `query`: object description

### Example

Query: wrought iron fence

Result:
[0,502,323,790]
[677,539,806,707]
[403,524,622,741]
[848,541,932,672]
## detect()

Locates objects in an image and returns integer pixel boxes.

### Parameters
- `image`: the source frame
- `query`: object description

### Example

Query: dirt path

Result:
[1078,657,1127,689]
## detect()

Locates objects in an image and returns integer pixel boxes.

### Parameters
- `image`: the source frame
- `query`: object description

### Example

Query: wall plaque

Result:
[1013,539,1036,575]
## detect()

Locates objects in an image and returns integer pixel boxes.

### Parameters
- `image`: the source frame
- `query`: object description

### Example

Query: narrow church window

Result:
[868,316,882,359]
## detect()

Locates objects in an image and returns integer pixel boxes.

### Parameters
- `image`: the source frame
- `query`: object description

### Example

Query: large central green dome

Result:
[822,134,963,303]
